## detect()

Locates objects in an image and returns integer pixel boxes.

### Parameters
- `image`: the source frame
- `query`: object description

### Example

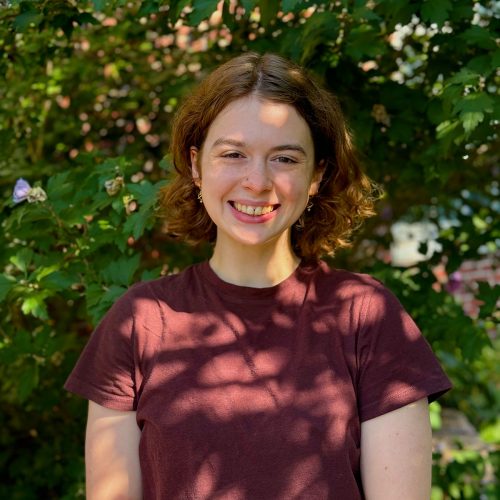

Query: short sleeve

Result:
[64,291,138,411]
[357,284,452,422]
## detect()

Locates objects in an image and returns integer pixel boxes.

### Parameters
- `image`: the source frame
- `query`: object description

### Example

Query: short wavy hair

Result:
[158,52,378,260]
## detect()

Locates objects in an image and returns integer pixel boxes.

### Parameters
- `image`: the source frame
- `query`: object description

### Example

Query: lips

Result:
[231,201,279,216]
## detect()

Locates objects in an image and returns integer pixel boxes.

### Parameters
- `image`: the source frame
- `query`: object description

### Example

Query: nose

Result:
[241,158,272,192]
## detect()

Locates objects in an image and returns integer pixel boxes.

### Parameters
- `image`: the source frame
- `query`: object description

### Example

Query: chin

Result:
[231,231,285,248]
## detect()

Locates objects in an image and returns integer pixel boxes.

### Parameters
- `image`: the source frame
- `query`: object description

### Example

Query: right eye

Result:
[221,152,244,159]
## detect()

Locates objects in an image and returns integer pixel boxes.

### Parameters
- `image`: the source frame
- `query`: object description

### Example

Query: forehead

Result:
[204,95,313,148]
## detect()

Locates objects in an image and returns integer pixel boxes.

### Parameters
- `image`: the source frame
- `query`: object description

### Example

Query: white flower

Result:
[12,178,48,204]
[104,176,124,196]
[27,186,48,203]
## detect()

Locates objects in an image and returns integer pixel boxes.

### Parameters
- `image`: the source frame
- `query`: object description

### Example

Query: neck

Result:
[210,234,301,288]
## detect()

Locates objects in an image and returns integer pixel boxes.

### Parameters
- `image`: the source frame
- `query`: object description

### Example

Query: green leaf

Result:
[460,111,484,134]
[293,12,339,64]
[33,264,60,282]
[345,24,386,61]
[420,0,452,27]
[124,181,166,240]
[171,0,191,20]
[431,486,444,500]
[138,0,160,16]
[11,330,32,356]
[92,0,107,10]
[453,93,494,115]
[352,6,381,22]
[479,419,500,444]
[77,12,99,26]
[13,11,43,31]
[86,283,128,325]
[21,293,50,320]
[141,267,162,281]
[492,49,500,70]
[187,0,219,25]
[123,209,151,240]
[126,181,157,205]
[372,0,414,30]
[429,401,442,430]
[477,282,500,319]
[472,215,488,231]
[100,254,141,286]
[460,26,496,50]
[460,325,491,361]
[46,171,73,200]
[436,119,460,139]
[17,359,39,403]
[0,274,14,301]
[427,99,445,125]
[260,0,280,26]
[282,0,303,13]
[466,54,495,76]
[240,0,256,12]
[40,271,77,291]
[435,118,464,151]
[445,68,480,87]
[159,155,172,171]
[10,248,34,273]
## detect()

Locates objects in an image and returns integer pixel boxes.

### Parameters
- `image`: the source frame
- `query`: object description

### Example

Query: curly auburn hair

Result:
[158,52,379,260]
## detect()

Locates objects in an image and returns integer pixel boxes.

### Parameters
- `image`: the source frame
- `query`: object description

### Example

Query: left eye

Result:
[274,156,297,164]
[222,152,244,159]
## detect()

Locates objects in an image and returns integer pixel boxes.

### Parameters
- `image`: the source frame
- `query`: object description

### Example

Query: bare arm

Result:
[86,401,142,500]
[360,397,432,500]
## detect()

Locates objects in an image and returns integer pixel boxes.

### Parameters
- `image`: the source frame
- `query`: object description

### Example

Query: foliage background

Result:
[0,0,498,498]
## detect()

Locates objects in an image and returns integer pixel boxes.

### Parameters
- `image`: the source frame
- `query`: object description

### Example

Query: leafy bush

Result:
[0,0,498,497]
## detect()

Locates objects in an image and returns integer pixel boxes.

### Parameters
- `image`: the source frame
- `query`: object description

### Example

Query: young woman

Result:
[65,53,451,500]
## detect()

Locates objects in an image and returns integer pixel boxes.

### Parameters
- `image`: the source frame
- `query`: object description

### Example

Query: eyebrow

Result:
[211,137,307,155]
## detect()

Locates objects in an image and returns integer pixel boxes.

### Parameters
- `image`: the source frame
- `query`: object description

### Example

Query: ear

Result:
[190,146,201,186]
[308,160,326,196]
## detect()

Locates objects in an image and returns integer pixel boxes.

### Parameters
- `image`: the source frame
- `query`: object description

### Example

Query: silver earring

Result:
[197,190,203,204]
[306,200,313,212]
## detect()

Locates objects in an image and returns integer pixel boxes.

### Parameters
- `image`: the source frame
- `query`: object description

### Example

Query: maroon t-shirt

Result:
[65,260,451,499]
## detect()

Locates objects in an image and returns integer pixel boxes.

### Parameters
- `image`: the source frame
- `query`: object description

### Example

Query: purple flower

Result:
[12,178,31,204]
[446,271,463,294]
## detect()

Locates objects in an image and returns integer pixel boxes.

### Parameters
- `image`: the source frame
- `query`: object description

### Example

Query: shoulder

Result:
[313,264,421,344]
[313,260,389,300]
[94,262,206,342]
[119,262,205,311]
[96,264,203,322]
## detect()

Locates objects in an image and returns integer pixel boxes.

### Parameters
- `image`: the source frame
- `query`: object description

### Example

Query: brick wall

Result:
[446,257,499,318]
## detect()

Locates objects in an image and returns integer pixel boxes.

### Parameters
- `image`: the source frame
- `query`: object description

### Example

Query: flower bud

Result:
[104,175,124,196]
[27,186,48,203]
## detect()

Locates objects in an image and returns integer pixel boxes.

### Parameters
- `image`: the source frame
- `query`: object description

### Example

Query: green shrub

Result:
[0,0,498,497]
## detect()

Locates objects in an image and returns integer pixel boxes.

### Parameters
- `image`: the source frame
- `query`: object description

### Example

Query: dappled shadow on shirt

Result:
[66,262,450,499]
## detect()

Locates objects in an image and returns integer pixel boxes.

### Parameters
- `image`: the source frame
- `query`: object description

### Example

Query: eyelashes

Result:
[221,152,244,159]
[274,156,298,164]
[220,152,299,164]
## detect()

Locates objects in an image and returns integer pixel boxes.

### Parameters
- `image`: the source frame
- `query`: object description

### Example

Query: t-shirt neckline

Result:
[198,259,320,303]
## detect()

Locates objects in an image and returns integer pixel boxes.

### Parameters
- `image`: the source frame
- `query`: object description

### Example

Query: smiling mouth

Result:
[231,201,279,216]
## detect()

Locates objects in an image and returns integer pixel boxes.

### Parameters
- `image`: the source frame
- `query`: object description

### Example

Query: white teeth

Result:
[234,202,275,216]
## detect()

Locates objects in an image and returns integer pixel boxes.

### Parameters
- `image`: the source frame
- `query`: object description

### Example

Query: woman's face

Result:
[191,95,323,253]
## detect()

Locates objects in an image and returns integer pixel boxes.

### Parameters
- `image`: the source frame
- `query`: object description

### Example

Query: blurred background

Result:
[0,1,498,498]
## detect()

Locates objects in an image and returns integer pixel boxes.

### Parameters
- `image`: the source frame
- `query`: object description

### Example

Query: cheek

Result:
[201,167,240,201]
[275,172,311,200]
[204,163,243,187]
